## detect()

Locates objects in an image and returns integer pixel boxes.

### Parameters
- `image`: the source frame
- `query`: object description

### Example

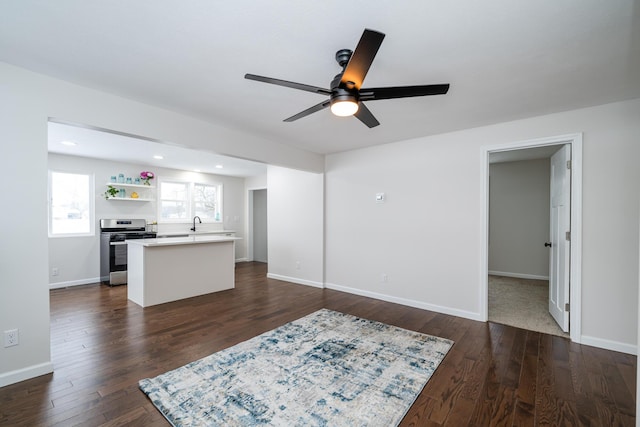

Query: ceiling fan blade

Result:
[353,102,380,128]
[359,84,450,101]
[340,29,385,89]
[283,100,331,122]
[245,74,331,95]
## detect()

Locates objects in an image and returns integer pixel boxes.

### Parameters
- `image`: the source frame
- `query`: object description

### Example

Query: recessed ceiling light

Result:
[215,164,223,169]
[153,155,164,160]
[60,140,77,146]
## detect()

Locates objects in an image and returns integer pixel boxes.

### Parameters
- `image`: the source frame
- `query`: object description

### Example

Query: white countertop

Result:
[155,230,236,237]
[127,235,240,247]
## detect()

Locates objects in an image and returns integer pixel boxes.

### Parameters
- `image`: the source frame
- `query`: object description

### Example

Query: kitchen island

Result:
[126,235,240,307]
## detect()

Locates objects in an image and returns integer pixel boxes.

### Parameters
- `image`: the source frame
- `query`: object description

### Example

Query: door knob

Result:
[544,242,552,247]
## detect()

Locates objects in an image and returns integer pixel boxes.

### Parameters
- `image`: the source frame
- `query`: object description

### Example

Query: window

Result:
[160,181,189,219]
[49,171,94,236]
[159,180,222,222]
[194,183,220,220]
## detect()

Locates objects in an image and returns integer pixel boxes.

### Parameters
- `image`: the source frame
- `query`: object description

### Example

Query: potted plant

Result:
[104,185,119,199]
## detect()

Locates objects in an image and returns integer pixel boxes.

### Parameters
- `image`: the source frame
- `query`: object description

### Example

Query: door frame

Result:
[480,133,583,343]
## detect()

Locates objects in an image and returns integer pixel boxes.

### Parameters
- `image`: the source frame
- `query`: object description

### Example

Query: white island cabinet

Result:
[126,235,240,307]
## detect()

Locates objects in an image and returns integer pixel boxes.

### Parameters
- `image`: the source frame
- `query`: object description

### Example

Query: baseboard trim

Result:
[580,335,636,355]
[49,277,101,289]
[325,282,483,322]
[266,273,324,289]
[488,271,549,281]
[0,361,54,388]
[235,258,249,263]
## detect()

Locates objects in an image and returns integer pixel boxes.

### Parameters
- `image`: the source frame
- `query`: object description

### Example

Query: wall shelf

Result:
[106,182,155,189]
[107,197,154,202]
[105,182,155,201]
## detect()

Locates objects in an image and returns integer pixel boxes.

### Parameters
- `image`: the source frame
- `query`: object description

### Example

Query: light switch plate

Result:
[375,193,385,203]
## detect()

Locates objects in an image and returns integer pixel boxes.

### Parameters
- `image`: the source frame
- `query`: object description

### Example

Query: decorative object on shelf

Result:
[131,192,139,199]
[104,185,119,199]
[134,177,141,184]
[110,176,117,183]
[140,171,154,186]
[126,177,132,184]
[118,173,125,183]
[119,188,126,198]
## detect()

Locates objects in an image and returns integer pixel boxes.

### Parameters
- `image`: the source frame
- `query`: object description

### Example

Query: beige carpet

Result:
[488,275,569,338]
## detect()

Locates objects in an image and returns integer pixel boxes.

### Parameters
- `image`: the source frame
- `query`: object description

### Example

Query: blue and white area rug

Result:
[139,308,453,426]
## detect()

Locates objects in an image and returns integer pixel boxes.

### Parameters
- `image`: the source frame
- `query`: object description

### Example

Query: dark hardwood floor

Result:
[0,262,636,426]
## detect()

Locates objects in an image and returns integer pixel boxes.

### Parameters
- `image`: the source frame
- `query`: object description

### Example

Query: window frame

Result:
[157,179,223,223]
[48,170,95,238]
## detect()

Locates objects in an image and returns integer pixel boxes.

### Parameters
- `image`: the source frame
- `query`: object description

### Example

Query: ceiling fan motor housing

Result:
[331,88,359,104]
[330,73,358,103]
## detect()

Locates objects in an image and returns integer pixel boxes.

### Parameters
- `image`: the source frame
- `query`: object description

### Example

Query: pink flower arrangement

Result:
[140,171,154,185]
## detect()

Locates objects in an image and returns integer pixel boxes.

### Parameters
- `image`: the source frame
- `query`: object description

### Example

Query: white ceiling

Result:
[2,1,639,163]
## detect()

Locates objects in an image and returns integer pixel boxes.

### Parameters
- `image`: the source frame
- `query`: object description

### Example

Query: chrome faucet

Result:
[190,216,202,232]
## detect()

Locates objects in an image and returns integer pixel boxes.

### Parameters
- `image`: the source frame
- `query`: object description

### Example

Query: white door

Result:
[549,144,571,332]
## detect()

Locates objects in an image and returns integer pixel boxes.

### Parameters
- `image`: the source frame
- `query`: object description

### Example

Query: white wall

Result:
[0,88,52,387]
[0,61,322,387]
[489,158,550,279]
[267,166,324,288]
[245,173,267,190]
[47,153,248,287]
[326,98,640,354]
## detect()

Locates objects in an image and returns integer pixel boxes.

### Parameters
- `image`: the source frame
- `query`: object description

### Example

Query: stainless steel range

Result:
[100,219,156,285]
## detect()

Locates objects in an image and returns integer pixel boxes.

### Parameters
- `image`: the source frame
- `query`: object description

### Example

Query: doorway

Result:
[481,134,583,343]
[248,188,268,263]
[488,149,567,336]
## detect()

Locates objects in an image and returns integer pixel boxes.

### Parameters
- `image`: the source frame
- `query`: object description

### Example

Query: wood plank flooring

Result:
[0,262,635,426]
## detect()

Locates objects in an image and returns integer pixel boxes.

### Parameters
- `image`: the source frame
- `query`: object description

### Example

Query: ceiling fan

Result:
[245,29,450,128]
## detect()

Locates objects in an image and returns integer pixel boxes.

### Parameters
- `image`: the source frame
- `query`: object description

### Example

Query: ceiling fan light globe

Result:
[330,100,359,117]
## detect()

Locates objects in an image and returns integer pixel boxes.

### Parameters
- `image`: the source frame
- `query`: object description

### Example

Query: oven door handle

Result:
[110,241,128,246]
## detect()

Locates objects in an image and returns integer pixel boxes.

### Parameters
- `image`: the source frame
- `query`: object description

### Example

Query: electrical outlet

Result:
[381,274,388,283]
[52,267,59,276]
[4,329,19,347]
[295,261,301,270]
